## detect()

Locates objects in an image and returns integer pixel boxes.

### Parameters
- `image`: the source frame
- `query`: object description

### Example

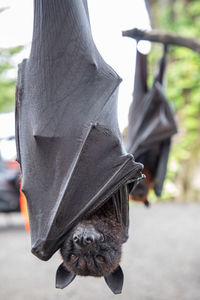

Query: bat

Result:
[125,45,177,203]
[15,0,143,294]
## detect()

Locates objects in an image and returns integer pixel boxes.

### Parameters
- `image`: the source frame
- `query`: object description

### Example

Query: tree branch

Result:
[122,28,200,55]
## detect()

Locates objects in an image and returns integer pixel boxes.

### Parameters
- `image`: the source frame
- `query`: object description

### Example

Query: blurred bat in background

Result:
[124,45,177,205]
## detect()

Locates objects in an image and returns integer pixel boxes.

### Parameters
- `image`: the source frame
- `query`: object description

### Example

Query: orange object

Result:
[5,160,20,171]
[19,180,30,232]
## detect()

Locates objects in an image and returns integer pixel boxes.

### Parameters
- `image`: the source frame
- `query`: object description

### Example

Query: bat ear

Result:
[56,263,76,289]
[104,265,124,294]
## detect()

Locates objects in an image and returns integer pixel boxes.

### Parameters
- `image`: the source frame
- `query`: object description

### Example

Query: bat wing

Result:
[154,138,171,196]
[15,0,142,260]
[132,81,177,157]
[125,51,148,152]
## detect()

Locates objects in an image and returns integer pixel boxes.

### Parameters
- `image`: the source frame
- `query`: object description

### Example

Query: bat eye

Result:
[70,254,78,261]
[96,255,105,263]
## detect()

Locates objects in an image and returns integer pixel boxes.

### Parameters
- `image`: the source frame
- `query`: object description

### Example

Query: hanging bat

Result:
[124,45,177,204]
[123,0,177,205]
[15,0,143,294]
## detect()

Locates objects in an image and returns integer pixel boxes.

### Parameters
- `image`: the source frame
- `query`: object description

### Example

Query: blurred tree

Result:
[0,7,24,112]
[147,0,200,201]
[0,46,24,112]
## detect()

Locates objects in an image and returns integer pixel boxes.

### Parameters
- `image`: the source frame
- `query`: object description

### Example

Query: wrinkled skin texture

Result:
[60,200,124,277]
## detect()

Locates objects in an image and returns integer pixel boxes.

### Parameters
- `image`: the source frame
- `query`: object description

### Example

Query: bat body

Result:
[124,0,177,204]
[15,0,142,293]
[125,46,177,204]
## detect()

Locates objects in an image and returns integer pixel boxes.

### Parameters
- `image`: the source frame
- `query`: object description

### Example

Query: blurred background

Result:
[0,0,200,299]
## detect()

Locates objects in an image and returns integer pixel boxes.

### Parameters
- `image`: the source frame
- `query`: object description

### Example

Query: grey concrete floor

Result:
[0,203,200,300]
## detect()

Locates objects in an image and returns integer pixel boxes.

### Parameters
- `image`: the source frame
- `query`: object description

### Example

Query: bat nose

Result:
[73,227,103,248]
[73,233,95,247]
[83,234,96,245]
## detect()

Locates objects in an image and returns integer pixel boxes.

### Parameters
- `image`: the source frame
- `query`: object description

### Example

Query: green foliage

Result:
[0,46,24,112]
[148,0,200,201]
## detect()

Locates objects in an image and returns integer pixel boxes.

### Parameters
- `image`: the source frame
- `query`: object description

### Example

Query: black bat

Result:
[15,0,142,294]
[124,45,177,202]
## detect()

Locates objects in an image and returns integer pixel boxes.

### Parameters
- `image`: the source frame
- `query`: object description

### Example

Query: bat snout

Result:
[73,233,95,246]
[72,224,103,248]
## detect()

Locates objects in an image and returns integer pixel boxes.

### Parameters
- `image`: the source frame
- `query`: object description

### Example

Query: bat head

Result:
[56,200,124,293]
[60,220,122,277]
[130,179,150,206]
[129,168,153,206]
